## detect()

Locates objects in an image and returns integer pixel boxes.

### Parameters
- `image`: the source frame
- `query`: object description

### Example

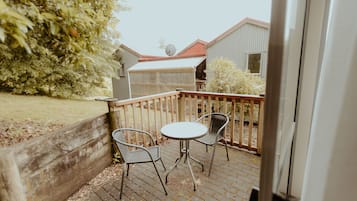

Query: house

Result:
[128,40,207,98]
[128,56,206,98]
[206,18,270,79]
[112,44,141,100]
[112,19,270,99]
[112,40,207,99]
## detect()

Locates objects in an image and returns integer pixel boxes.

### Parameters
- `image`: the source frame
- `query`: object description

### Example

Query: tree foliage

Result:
[0,0,122,98]
[206,58,265,95]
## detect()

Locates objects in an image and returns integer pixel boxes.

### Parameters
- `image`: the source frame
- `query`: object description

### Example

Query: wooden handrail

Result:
[106,90,264,154]
[179,90,264,101]
[108,91,180,108]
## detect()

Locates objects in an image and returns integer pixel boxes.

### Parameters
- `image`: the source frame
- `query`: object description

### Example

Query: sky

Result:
[116,0,272,56]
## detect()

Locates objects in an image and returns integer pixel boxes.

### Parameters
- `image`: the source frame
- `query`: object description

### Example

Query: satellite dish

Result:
[165,44,176,56]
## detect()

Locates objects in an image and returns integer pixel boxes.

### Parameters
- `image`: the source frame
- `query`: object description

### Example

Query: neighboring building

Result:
[112,44,140,100]
[128,40,207,98]
[128,56,206,98]
[113,18,270,99]
[206,18,270,79]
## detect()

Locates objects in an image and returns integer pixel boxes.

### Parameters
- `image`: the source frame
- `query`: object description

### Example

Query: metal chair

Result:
[194,113,230,176]
[112,128,168,199]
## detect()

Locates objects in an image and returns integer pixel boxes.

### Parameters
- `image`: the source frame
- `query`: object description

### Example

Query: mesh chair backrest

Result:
[210,114,228,137]
[112,130,129,162]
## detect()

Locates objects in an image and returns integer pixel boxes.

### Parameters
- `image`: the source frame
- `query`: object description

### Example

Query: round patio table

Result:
[160,121,208,191]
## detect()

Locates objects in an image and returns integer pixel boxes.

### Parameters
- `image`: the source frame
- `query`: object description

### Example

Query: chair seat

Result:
[195,132,220,145]
[194,113,229,176]
[125,146,161,164]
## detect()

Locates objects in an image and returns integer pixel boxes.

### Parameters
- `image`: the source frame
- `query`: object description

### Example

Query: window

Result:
[119,63,125,77]
[247,53,261,74]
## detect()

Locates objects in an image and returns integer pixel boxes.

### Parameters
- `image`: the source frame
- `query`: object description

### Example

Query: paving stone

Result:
[88,140,260,201]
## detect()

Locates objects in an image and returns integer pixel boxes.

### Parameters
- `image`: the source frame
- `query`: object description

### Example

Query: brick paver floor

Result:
[89,140,260,201]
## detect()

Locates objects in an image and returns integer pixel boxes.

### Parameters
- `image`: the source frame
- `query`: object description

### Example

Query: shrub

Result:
[206,58,265,95]
[0,0,123,98]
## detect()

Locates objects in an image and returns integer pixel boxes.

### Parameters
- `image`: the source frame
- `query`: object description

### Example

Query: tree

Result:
[0,0,123,98]
[206,58,265,95]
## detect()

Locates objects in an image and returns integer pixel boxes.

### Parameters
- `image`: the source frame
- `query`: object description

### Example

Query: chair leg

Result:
[206,144,208,152]
[208,144,217,177]
[225,141,230,161]
[160,158,167,171]
[152,161,168,195]
[120,164,126,199]
[126,164,130,176]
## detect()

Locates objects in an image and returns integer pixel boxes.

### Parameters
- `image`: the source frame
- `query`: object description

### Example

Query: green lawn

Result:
[0,92,108,124]
[0,92,109,147]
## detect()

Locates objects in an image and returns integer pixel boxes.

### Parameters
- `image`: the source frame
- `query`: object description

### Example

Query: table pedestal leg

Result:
[165,140,204,191]
[165,141,183,183]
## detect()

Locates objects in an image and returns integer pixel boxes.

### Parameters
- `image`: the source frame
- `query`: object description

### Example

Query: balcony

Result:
[93,90,264,200]
[0,90,264,201]
[88,140,260,201]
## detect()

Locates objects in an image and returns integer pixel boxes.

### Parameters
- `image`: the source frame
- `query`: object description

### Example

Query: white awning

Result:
[128,57,205,72]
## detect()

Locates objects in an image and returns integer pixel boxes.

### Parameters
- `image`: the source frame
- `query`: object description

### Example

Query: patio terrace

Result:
[89,90,265,200]
[88,140,260,201]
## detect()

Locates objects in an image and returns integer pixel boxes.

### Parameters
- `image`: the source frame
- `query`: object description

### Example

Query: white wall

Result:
[206,23,269,79]
[112,48,139,100]
[302,0,357,200]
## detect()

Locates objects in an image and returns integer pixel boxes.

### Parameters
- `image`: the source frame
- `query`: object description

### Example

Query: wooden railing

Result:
[106,90,264,154]
[107,91,180,144]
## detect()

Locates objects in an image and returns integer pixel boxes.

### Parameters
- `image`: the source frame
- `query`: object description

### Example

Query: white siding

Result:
[112,49,139,100]
[207,24,269,79]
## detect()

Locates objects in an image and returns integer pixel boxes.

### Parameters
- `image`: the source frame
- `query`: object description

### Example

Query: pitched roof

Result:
[120,44,141,57]
[138,39,207,62]
[176,39,207,57]
[207,18,270,47]
[128,56,206,72]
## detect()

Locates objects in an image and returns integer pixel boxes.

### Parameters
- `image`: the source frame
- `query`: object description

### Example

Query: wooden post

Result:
[176,89,185,121]
[108,110,120,131]
[99,98,121,161]
[0,151,26,201]
[96,98,120,131]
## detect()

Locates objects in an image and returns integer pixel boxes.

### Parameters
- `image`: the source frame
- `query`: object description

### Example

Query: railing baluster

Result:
[230,99,236,145]
[189,94,193,121]
[132,104,139,144]
[159,98,163,134]
[223,97,228,139]
[170,95,175,123]
[200,95,205,116]
[175,95,180,121]
[106,90,264,153]
[194,95,198,120]
[207,96,212,125]
[165,96,169,125]
[248,99,254,150]
[123,105,128,130]
[239,99,244,146]
[153,99,159,142]
[257,100,265,154]
[179,96,186,121]
[140,101,146,145]
[215,96,220,112]
[146,100,151,133]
